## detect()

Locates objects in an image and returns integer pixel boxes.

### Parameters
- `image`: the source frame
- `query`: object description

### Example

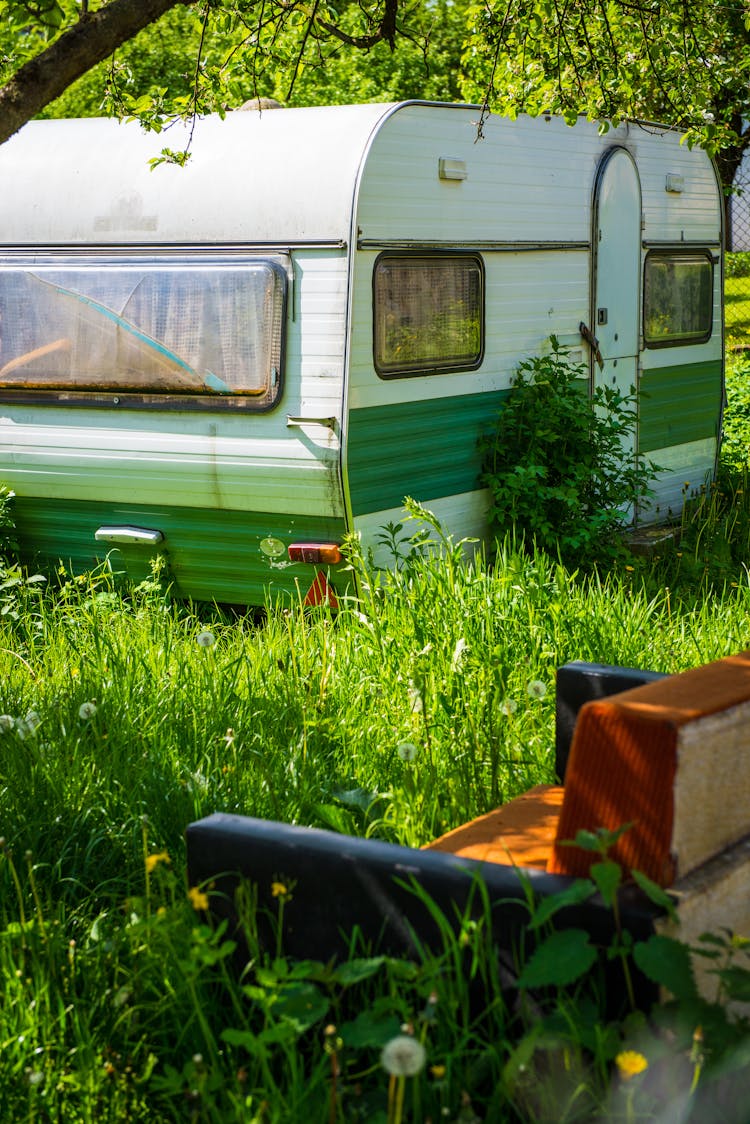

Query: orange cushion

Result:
[548,650,750,885]
[424,784,564,868]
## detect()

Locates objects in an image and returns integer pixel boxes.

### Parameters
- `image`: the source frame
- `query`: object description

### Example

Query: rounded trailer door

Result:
[592,147,642,465]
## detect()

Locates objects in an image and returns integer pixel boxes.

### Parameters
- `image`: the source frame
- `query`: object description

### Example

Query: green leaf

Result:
[716,966,750,1002]
[518,929,598,989]
[528,878,596,930]
[340,1008,402,1048]
[332,956,386,985]
[633,935,698,1001]
[274,982,329,1032]
[631,870,678,923]
[590,860,622,907]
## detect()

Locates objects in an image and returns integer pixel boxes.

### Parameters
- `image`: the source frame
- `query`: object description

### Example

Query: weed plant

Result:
[480,339,658,568]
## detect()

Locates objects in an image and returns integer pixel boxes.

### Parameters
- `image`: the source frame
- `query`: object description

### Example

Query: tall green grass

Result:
[2,359,750,1117]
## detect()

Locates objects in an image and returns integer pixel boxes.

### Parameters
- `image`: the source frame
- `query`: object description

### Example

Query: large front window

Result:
[0,254,287,408]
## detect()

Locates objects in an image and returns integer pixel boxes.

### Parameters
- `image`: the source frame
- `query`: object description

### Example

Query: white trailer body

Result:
[0,103,723,603]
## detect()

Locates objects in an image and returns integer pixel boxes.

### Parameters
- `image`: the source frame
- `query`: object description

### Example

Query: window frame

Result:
[642,249,714,350]
[372,251,485,379]
[0,251,289,412]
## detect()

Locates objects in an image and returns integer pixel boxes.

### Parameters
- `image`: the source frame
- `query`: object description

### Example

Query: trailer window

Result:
[0,256,287,408]
[373,254,484,377]
[643,252,713,347]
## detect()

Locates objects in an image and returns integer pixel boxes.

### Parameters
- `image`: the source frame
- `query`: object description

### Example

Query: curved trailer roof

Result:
[0,103,396,246]
[0,102,721,247]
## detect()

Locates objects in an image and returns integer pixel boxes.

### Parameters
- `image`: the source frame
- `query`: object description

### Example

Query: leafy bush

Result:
[725,251,750,280]
[481,339,658,567]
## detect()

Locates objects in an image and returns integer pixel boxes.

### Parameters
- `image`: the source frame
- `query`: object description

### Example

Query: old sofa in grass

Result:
[187,651,750,1007]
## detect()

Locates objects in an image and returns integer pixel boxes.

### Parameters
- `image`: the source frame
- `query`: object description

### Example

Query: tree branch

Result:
[0,0,187,145]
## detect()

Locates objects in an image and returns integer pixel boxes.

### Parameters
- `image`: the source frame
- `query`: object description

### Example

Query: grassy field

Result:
[725,253,750,348]
[2,359,750,1120]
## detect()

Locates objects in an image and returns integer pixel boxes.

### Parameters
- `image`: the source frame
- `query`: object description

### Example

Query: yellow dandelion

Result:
[188,886,209,911]
[430,1064,446,1079]
[625,565,635,573]
[616,1050,648,1080]
[271,881,289,898]
[145,851,170,874]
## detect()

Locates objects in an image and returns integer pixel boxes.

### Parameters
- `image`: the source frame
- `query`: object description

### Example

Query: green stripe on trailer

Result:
[347,390,507,516]
[13,498,348,605]
[639,360,722,454]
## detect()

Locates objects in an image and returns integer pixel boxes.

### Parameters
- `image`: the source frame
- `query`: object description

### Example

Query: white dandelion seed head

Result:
[407,681,423,714]
[380,1034,427,1077]
[25,711,41,732]
[196,630,216,648]
[500,698,518,716]
[78,701,97,720]
[451,638,469,670]
[526,679,547,700]
[396,741,419,763]
[0,715,14,733]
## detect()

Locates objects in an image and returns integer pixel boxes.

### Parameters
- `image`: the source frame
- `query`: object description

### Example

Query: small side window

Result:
[643,252,713,347]
[373,254,484,377]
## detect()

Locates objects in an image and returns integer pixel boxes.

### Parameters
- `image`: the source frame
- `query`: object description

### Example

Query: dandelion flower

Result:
[78,701,97,720]
[407,681,423,714]
[397,741,419,763]
[196,630,216,648]
[500,698,518,716]
[145,851,171,874]
[271,881,289,899]
[188,886,209,911]
[615,1050,648,1080]
[526,679,547,700]
[15,712,41,740]
[380,1034,427,1077]
[0,715,14,733]
[451,638,469,671]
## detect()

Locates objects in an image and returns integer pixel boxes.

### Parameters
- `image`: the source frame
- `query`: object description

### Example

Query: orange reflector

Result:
[304,571,338,610]
[288,542,342,564]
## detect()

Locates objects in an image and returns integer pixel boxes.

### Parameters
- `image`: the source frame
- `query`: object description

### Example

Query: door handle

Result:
[579,322,604,370]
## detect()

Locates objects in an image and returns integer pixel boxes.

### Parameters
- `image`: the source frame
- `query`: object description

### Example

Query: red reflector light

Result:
[304,571,339,609]
[288,542,342,564]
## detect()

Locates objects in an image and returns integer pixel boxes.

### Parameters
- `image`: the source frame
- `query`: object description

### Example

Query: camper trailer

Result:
[0,102,723,604]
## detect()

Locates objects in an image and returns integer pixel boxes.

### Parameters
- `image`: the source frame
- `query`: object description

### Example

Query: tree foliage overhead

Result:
[461,0,750,189]
[37,0,465,124]
[0,0,440,146]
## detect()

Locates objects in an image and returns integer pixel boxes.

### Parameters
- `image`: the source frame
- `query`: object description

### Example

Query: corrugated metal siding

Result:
[356,109,605,245]
[347,391,505,515]
[644,438,717,521]
[639,360,722,453]
[14,497,347,604]
[347,251,589,412]
[636,131,721,244]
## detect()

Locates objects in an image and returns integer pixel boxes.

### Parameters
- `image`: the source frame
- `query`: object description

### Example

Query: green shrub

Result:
[725,251,750,280]
[481,339,658,567]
